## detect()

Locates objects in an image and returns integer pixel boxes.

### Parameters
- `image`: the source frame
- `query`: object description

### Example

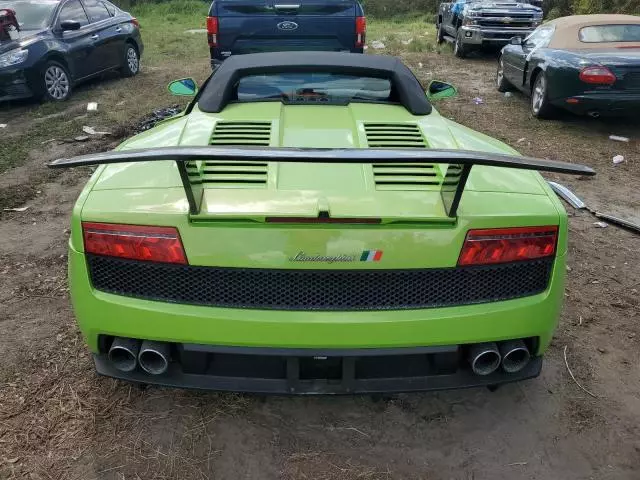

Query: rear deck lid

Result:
[213,0,357,54]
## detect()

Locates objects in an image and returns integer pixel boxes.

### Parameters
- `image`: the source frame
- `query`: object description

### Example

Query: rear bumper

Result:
[553,92,640,117]
[459,26,535,46]
[69,246,565,354]
[210,46,364,70]
[94,344,543,394]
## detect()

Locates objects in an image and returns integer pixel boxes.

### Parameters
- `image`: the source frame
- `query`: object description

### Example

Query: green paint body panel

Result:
[68,101,569,357]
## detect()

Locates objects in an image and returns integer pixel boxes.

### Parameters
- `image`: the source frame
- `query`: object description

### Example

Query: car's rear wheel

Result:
[42,61,72,102]
[454,31,467,58]
[121,44,140,77]
[531,72,555,119]
[436,22,445,45]
[496,56,512,92]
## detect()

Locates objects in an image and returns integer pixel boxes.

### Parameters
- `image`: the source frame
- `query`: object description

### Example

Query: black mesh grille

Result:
[86,255,553,311]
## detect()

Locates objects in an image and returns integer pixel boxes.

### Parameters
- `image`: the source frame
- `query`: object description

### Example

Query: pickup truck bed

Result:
[207,0,365,69]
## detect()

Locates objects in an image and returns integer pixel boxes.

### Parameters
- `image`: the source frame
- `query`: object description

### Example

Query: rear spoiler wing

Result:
[48,147,595,218]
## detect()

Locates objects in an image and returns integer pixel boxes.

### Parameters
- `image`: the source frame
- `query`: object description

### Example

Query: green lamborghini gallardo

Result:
[50,52,595,394]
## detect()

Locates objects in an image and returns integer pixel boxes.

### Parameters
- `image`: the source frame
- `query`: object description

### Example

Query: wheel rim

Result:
[127,47,139,73]
[532,76,546,114]
[44,66,69,100]
[497,59,504,86]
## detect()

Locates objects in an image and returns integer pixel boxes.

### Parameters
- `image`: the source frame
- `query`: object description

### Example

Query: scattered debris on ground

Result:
[82,126,111,136]
[609,135,629,143]
[370,40,386,49]
[613,154,625,164]
[593,221,608,228]
[86,102,98,112]
[134,105,183,133]
[472,97,484,105]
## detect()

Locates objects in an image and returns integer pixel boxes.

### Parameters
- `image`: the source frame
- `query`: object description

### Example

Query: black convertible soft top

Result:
[197,52,433,116]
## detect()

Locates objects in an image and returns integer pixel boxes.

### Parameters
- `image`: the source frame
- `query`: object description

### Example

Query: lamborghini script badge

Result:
[289,250,383,263]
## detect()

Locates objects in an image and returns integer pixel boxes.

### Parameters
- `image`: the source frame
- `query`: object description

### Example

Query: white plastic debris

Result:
[74,135,89,142]
[609,135,629,143]
[613,155,625,165]
[504,92,513,98]
[87,102,98,112]
[418,62,423,68]
[3,207,29,212]
[472,97,484,105]
[593,221,608,228]
[401,38,413,45]
[82,126,111,136]
[517,137,526,143]
[0,123,7,128]
[370,40,386,49]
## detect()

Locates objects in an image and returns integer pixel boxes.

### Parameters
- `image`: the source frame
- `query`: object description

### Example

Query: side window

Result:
[103,1,116,16]
[83,0,111,22]
[525,26,554,48]
[58,0,89,27]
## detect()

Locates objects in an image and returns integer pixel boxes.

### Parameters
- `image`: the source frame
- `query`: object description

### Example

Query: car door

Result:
[81,0,121,69]
[56,0,94,80]
[506,26,554,89]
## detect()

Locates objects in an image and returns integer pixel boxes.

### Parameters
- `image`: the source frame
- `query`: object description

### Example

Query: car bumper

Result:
[93,345,543,395]
[459,26,536,46]
[553,92,640,117]
[69,245,564,392]
[0,68,33,101]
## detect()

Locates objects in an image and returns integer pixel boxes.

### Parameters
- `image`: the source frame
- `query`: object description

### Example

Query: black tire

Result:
[121,43,140,77]
[453,30,467,58]
[436,22,445,45]
[41,60,72,102]
[531,72,555,119]
[496,56,512,92]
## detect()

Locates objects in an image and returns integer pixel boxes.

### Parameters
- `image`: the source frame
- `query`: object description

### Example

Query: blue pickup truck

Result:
[207,0,366,69]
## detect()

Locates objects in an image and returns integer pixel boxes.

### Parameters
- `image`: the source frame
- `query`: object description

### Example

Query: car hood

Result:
[0,29,47,54]
[90,102,549,220]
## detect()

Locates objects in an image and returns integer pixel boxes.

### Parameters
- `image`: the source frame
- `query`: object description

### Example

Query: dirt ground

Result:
[1,47,640,480]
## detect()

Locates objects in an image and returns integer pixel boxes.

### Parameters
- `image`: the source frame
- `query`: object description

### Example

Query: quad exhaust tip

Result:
[468,342,501,376]
[499,339,531,374]
[108,337,140,373]
[138,340,171,375]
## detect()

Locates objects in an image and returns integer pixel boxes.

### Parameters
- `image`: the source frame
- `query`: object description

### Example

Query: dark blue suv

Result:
[206,0,365,69]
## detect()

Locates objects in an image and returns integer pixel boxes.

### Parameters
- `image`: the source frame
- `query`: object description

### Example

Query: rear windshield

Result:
[235,73,393,104]
[579,24,640,43]
[0,0,58,30]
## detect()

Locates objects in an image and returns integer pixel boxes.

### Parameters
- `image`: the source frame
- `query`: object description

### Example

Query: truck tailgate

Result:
[215,0,357,54]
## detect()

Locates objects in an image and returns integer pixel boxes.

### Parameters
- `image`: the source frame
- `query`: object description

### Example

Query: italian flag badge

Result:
[360,250,383,262]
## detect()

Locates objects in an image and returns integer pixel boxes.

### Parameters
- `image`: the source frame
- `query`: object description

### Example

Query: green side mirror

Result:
[426,80,457,101]
[168,78,198,96]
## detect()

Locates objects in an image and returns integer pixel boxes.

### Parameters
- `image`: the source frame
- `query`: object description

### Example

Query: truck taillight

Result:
[207,16,219,47]
[458,226,558,266]
[82,222,187,265]
[579,66,616,85]
[355,16,366,48]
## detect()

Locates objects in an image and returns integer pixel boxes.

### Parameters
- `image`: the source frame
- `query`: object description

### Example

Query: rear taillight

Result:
[458,226,558,266]
[355,16,366,48]
[82,222,187,265]
[579,66,616,85]
[207,16,219,47]
[130,17,139,28]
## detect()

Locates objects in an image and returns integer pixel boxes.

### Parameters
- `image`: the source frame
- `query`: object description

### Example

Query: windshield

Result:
[0,0,58,30]
[579,24,640,43]
[236,73,393,104]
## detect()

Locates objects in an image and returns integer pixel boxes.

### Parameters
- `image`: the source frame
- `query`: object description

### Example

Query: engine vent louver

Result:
[364,123,426,148]
[190,121,272,188]
[364,123,443,190]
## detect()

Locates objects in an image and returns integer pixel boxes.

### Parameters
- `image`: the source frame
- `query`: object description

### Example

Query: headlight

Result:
[0,49,29,68]
[463,17,479,26]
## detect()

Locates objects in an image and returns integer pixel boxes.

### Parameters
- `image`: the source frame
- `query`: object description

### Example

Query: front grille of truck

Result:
[86,255,553,311]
